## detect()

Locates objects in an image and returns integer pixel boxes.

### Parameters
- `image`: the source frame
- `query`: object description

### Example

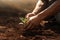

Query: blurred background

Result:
[0,0,38,13]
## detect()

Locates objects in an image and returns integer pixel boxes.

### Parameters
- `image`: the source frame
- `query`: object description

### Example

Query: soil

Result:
[0,16,60,40]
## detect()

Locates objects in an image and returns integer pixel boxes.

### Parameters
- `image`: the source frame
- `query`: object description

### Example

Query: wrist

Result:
[31,12,36,15]
[36,13,46,20]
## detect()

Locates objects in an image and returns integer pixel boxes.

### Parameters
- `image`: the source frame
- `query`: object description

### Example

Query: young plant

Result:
[20,17,27,24]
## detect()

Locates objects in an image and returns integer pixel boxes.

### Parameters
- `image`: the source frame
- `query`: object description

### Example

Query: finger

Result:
[26,14,31,19]
[29,23,34,29]
[31,23,41,29]
[24,21,31,29]
[30,23,36,29]
[26,22,33,30]
[25,14,29,19]
[29,23,38,29]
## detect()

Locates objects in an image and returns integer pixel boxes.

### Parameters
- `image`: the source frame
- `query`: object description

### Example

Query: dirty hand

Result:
[25,15,43,30]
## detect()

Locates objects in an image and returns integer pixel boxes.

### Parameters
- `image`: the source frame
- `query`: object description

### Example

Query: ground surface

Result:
[0,25,60,40]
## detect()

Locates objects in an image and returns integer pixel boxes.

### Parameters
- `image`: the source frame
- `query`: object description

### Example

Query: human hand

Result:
[26,13,35,20]
[25,15,42,30]
[25,11,49,30]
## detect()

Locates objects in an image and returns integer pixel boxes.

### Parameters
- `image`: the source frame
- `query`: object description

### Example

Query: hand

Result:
[25,15,43,30]
[26,13,35,20]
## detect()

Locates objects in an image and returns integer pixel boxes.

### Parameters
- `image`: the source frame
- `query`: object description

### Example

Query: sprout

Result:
[20,17,27,24]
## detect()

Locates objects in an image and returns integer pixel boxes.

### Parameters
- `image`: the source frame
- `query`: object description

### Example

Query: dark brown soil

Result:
[0,16,60,40]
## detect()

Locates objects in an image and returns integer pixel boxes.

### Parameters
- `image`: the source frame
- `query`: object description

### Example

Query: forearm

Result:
[32,0,45,15]
[37,0,60,19]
